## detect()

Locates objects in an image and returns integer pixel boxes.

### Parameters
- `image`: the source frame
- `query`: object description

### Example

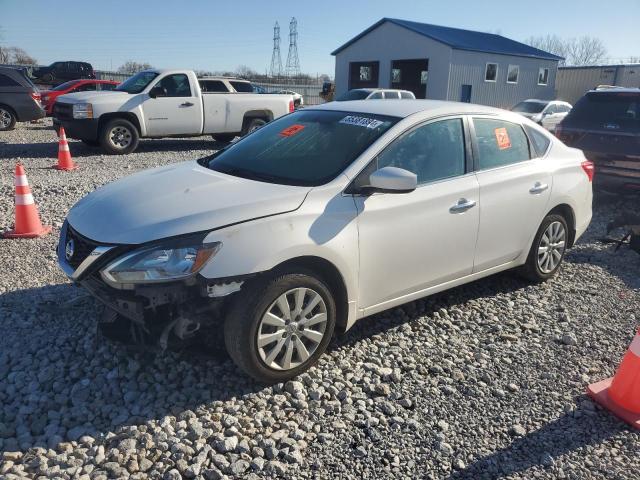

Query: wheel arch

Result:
[270,255,350,333]
[98,112,142,136]
[0,103,18,121]
[547,203,576,247]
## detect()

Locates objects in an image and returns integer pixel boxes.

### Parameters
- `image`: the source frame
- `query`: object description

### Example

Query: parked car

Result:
[41,79,119,115]
[276,90,304,107]
[31,61,95,85]
[58,100,593,382]
[0,66,45,131]
[556,88,640,191]
[511,99,572,132]
[336,88,416,101]
[53,69,295,153]
[320,81,335,102]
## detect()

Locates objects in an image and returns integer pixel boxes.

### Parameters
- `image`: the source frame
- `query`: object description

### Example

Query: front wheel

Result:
[224,271,336,383]
[520,214,569,282]
[99,118,139,155]
[0,106,16,131]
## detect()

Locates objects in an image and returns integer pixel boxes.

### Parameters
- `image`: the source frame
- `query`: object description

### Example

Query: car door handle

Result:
[449,198,476,213]
[180,102,194,107]
[529,182,549,194]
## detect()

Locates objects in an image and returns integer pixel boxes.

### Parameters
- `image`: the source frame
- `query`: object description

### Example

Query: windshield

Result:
[203,110,399,186]
[512,101,546,113]
[115,71,159,94]
[335,89,371,101]
[53,80,79,91]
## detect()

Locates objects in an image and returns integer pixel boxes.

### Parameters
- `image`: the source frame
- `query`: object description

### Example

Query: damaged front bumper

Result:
[57,221,246,350]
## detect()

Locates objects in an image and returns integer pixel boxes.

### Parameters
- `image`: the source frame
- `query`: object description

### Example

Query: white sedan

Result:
[511,99,573,132]
[58,100,593,382]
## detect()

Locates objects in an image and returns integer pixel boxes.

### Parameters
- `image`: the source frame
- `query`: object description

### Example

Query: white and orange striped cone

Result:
[587,329,640,430]
[3,164,52,239]
[53,126,78,171]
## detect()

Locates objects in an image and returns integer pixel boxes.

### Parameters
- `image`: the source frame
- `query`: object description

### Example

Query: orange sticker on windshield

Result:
[495,127,511,150]
[279,124,305,137]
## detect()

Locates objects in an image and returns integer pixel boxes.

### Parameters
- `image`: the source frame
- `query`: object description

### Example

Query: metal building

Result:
[331,18,562,108]
[556,64,640,104]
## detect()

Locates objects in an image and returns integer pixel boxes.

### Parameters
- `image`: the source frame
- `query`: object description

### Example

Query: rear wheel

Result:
[0,106,16,131]
[520,214,568,282]
[241,118,267,136]
[224,270,336,383]
[99,118,139,155]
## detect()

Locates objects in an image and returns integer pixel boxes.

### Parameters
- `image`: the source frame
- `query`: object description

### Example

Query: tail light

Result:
[30,92,41,105]
[581,160,594,182]
[288,100,295,113]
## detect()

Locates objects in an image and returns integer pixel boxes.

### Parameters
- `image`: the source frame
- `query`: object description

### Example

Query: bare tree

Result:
[0,46,9,64]
[118,61,153,74]
[525,35,607,66]
[8,47,37,65]
[236,65,258,78]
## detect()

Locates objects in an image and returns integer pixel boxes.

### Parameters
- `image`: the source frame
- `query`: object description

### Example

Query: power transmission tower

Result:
[285,17,301,78]
[269,21,282,77]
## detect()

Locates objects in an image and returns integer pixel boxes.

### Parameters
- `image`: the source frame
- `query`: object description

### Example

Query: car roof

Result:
[587,87,640,95]
[311,99,505,118]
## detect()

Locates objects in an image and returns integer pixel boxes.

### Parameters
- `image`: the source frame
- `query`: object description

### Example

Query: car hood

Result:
[57,90,130,104]
[67,161,310,244]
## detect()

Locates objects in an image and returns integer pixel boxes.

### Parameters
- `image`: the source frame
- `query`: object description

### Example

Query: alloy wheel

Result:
[0,109,12,129]
[257,287,328,371]
[537,221,566,273]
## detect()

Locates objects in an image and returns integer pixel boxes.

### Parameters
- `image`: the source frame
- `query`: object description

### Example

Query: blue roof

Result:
[331,18,563,61]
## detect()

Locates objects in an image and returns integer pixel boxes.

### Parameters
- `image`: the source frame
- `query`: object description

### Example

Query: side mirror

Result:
[366,167,417,194]
[149,86,167,98]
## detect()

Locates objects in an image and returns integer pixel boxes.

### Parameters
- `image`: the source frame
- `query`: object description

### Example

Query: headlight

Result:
[100,237,221,286]
[72,103,93,119]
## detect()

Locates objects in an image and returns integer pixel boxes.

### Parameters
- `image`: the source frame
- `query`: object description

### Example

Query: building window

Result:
[391,68,401,83]
[507,65,519,84]
[538,68,549,85]
[485,63,498,82]
[349,61,379,89]
[359,66,372,81]
[420,71,428,84]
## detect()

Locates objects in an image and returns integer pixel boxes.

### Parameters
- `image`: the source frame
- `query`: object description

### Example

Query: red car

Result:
[41,79,119,115]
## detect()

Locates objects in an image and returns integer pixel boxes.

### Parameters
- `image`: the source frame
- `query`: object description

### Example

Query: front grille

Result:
[53,103,73,120]
[66,226,100,269]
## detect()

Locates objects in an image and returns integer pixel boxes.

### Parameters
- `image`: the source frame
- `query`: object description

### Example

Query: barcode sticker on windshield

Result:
[339,116,384,129]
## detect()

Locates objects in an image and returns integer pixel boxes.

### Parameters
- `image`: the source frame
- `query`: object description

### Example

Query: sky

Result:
[1,0,638,75]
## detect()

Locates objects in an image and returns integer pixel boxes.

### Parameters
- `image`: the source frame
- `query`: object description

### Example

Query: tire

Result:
[212,134,236,143]
[99,118,139,155]
[224,270,336,383]
[81,139,100,147]
[0,105,16,131]
[241,118,267,136]
[520,213,569,282]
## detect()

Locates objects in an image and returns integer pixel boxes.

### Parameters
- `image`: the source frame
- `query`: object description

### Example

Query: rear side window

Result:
[473,118,531,169]
[200,80,229,93]
[229,81,253,93]
[567,93,640,132]
[524,125,552,157]
[0,73,20,87]
[384,91,400,99]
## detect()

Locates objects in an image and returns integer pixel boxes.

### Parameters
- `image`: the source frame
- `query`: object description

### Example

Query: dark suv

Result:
[0,66,45,131]
[31,61,95,86]
[556,88,640,191]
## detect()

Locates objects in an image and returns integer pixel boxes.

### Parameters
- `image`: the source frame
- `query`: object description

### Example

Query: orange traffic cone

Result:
[587,329,640,429]
[3,164,52,239]
[54,126,78,171]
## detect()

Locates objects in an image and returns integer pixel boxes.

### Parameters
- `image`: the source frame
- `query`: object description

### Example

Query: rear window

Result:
[0,73,20,87]
[524,125,552,156]
[204,110,399,186]
[566,92,640,132]
[229,81,253,93]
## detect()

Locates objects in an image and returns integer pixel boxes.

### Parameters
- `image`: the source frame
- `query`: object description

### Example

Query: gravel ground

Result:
[1,119,639,479]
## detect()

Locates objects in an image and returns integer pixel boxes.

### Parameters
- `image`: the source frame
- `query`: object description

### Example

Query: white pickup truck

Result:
[52,69,295,154]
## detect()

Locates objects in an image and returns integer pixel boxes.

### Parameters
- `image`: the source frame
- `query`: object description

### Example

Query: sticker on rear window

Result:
[279,124,305,137]
[339,116,385,129]
[494,127,511,150]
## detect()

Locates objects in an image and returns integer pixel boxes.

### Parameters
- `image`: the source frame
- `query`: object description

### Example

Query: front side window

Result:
[375,118,466,185]
[473,118,531,170]
[538,68,549,85]
[507,65,519,84]
[204,110,398,186]
[156,74,191,97]
[369,91,383,99]
[485,63,498,82]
